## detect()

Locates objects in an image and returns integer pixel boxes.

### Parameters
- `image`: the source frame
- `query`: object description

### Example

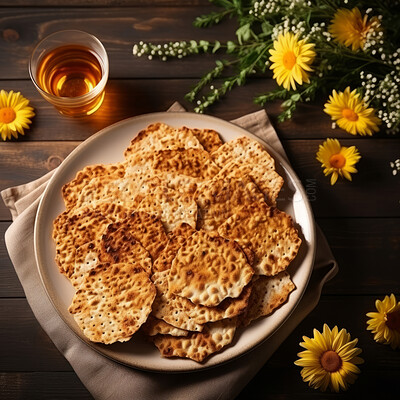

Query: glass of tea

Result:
[29,30,109,117]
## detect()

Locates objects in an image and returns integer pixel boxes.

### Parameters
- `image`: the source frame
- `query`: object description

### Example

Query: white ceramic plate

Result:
[34,112,316,373]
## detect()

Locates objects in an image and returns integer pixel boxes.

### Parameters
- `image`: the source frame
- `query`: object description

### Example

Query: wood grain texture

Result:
[237,368,399,399]
[0,222,24,297]
[0,7,235,80]
[0,372,93,400]
[0,0,209,6]
[320,218,400,295]
[0,299,72,372]
[0,79,393,140]
[0,142,78,220]
[284,139,400,218]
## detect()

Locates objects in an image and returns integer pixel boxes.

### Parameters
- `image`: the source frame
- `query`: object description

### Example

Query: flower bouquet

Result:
[133,0,400,136]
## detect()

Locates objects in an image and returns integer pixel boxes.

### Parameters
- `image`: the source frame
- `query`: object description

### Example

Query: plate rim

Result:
[34,111,316,373]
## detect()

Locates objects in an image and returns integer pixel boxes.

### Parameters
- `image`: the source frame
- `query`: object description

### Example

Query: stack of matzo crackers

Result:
[52,122,302,362]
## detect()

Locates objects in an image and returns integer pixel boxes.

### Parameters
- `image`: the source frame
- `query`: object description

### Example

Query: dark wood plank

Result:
[0,368,397,400]
[0,7,235,80]
[0,142,78,220]
[1,219,399,298]
[284,139,400,218]
[0,79,392,141]
[0,79,321,141]
[0,0,209,5]
[0,372,93,400]
[237,368,399,398]
[0,222,25,297]
[0,299,73,371]
[319,218,400,295]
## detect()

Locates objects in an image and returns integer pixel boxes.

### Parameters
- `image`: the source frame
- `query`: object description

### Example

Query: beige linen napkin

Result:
[2,103,338,400]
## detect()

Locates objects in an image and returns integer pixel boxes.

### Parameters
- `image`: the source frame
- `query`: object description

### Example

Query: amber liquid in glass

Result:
[36,44,105,116]
[37,44,102,97]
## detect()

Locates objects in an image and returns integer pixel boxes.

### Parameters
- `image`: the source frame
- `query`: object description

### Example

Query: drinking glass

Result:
[29,30,109,117]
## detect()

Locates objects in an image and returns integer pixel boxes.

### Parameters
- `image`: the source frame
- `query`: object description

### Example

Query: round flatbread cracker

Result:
[69,263,156,344]
[168,230,254,307]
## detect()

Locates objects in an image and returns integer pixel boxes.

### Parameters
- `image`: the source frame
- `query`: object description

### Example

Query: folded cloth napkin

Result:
[2,103,338,400]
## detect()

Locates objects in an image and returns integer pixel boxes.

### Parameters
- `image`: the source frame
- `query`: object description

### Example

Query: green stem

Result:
[317,48,387,66]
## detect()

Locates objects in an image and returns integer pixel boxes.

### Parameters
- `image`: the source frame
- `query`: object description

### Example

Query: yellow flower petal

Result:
[329,7,381,51]
[295,324,363,392]
[324,87,381,136]
[268,31,316,91]
[366,294,400,349]
[0,90,35,141]
[316,138,360,185]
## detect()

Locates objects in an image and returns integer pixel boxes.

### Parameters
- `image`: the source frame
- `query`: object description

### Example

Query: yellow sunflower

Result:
[0,90,35,141]
[269,32,316,91]
[316,138,361,185]
[329,7,380,51]
[366,294,400,349]
[324,87,381,136]
[294,324,364,392]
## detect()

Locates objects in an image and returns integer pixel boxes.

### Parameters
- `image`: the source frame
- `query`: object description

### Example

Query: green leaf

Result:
[212,41,221,53]
[184,92,196,103]
[261,21,273,36]
[210,0,233,8]
[281,99,293,108]
[189,40,199,54]
[226,41,236,53]
[236,23,252,45]
[237,69,248,86]
[193,11,227,28]
[291,93,301,102]
[199,40,210,51]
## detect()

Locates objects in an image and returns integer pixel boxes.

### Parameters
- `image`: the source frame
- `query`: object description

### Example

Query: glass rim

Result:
[28,30,109,104]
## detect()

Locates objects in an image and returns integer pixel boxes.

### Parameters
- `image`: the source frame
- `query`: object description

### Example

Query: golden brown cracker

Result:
[181,126,223,153]
[152,223,195,274]
[218,202,302,276]
[124,123,203,160]
[195,176,264,231]
[69,263,156,344]
[152,270,252,331]
[103,211,168,261]
[141,315,189,337]
[152,318,237,362]
[168,230,254,306]
[241,272,295,326]
[62,162,126,210]
[217,160,284,206]
[211,136,275,170]
[137,186,197,232]
[53,207,112,277]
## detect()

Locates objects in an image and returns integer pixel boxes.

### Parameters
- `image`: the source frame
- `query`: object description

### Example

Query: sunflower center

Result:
[320,350,342,372]
[329,153,346,169]
[386,310,400,332]
[282,51,297,70]
[342,108,359,121]
[0,107,16,124]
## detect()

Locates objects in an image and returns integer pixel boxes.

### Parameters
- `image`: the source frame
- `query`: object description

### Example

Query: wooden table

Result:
[1,1,399,399]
